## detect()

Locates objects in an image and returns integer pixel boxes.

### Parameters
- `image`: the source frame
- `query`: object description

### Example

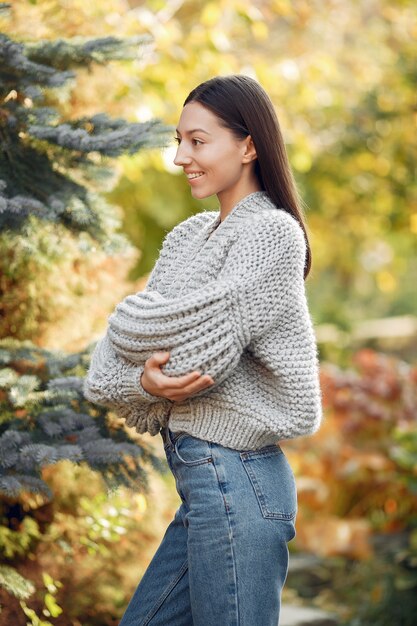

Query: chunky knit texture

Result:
[83,191,323,450]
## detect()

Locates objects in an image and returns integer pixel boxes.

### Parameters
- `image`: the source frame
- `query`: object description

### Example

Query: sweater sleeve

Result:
[82,214,215,410]
[107,210,309,388]
[83,333,168,408]
[82,222,166,411]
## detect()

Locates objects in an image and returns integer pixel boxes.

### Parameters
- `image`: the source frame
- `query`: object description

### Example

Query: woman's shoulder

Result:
[242,202,306,250]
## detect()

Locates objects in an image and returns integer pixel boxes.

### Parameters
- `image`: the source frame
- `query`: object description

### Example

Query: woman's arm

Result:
[83,213,214,410]
[83,334,166,408]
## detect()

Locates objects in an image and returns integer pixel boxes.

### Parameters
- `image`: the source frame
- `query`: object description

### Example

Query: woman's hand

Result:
[140,352,214,402]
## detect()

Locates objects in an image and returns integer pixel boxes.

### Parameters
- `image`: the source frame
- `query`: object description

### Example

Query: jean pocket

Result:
[240,446,297,520]
[174,433,213,466]
[162,428,186,451]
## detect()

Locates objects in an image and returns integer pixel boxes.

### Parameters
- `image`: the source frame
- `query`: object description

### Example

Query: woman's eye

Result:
[173,137,203,146]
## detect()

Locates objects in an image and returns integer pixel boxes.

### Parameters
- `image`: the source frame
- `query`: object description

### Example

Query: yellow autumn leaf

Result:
[251,20,268,40]
[410,213,417,234]
[377,270,396,292]
[201,2,222,27]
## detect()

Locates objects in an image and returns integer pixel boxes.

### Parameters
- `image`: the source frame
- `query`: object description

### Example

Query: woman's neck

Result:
[217,178,262,222]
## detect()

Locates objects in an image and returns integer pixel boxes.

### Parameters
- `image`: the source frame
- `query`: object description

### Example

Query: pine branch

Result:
[29,115,172,157]
[0,473,52,498]
[0,32,172,241]
[0,338,165,500]
[25,35,153,71]
[0,565,35,600]
[0,34,74,97]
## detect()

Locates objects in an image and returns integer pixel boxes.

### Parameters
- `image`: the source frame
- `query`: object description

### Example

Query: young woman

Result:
[84,74,322,626]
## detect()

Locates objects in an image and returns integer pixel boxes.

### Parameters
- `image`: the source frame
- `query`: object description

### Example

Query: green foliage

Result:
[342,533,417,626]
[391,429,417,496]
[20,572,64,624]
[0,20,173,344]
[25,34,153,70]
[0,461,175,625]
[76,492,132,556]
[286,544,417,626]
[0,516,40,559]
[0,565,35,600]
[109,0,417,326]
[0,338,168,620]
[0,212,132,341]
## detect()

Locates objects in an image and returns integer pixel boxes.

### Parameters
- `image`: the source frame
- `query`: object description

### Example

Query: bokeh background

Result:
[1,1,416,624]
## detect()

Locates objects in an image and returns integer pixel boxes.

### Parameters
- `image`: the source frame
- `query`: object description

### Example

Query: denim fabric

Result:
[119,426,297,626]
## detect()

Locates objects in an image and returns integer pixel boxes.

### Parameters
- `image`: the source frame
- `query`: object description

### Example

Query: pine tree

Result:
[0,27,171,244]
[0,338,166,500]
[0,11,173,607]
[0,24,171,494]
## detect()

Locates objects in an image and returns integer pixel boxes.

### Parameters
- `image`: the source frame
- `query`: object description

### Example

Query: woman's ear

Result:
[242,135,257,163]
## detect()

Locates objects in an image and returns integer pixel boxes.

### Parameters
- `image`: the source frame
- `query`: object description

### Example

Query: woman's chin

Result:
[190,187,211,199]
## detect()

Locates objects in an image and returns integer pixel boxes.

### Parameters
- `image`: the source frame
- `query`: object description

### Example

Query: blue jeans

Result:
[119,426,297,626]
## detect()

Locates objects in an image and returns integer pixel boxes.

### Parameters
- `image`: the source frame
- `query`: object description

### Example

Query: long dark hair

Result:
[184,75,312,279]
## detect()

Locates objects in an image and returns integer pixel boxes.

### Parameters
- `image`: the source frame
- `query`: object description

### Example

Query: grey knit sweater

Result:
[83,191,322,450]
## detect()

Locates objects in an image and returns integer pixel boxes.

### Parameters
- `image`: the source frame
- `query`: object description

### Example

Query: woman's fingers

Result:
[144,352,214,401]
[147,353,201,386]
[172,374,213,394]
[163,371,202,388]
[165,374,214,401]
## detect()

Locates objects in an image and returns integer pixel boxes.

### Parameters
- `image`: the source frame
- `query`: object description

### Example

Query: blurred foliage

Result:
[2,0,416,328]
[0,216,138,347]
[20,572,63,626]
[285,537,417,626]
[282,347,417,624]
[0,457,178,625]
[286,348,417,559]
[130,0,417,327]
[0,338,171,624]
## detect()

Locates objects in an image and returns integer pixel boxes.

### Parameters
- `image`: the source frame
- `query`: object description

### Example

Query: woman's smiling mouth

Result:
[186,171,205,180]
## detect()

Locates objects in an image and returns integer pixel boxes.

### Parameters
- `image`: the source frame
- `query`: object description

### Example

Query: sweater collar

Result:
[158,191,274,296]
[203,190,273,241]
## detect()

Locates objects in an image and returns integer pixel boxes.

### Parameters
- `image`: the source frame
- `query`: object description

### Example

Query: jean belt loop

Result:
[161,424,170,446]
[168,426,176,447]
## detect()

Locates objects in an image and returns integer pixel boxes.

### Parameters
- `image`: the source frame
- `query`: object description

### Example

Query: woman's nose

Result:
[173,144,192,166]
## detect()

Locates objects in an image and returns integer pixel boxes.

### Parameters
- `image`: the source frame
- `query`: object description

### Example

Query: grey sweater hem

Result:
[167,398,321,451]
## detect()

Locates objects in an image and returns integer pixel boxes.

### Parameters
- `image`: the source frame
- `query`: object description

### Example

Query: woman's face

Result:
[174,101,254,203]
